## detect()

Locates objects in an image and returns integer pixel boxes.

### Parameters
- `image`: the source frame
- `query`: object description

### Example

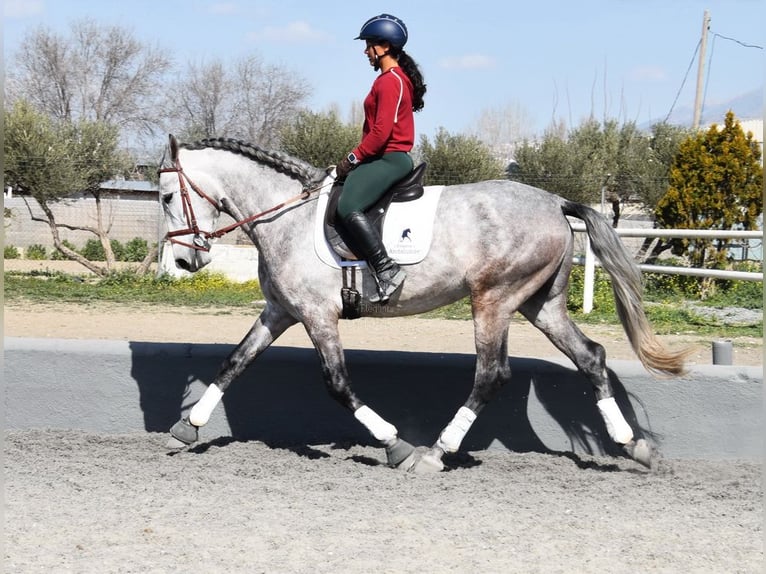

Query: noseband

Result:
[158,162,220,252]
[159,157,331,252]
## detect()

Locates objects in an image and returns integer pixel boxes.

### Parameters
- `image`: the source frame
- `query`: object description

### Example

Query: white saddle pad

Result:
[314,185,444,269]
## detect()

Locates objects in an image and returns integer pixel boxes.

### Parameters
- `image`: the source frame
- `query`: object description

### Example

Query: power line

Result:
[666,25,762,126]
[712,33,763,50]
[701,31,763,123]
[664,39,701,124]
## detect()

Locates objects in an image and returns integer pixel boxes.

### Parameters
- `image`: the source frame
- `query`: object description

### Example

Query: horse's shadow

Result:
[130,343,656,467]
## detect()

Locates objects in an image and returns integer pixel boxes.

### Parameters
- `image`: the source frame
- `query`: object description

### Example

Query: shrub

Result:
[81,239,125,261]
[25,244,47,260]
[51,240,78,260]
[81,239,104,260]
[110,239,125,261]
[704,261,764,309]
[643,260,763,307]
[122,237,149,262]
[643,272,701,298]
[4,245,20,259]
[566,266,615,314]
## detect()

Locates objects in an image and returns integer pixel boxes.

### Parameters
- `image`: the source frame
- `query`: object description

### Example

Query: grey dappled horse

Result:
[158,135,687,472]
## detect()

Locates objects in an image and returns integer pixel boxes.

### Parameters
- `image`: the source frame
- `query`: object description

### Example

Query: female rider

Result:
[335,13,427,304]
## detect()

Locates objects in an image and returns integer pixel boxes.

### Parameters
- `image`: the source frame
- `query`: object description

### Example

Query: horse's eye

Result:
[162,193,173,205]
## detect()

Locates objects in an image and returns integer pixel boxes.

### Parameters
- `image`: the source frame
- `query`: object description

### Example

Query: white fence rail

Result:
[569,223,764,313]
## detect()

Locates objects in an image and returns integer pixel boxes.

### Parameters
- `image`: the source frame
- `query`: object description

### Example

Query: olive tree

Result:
[3,100,141,275]
[280,109,360,169]
[511,118,692,213]
[417,127,506,185]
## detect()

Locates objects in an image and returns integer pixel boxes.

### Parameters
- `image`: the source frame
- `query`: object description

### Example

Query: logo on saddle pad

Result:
[314,185,444,269]
[387,226,422,259]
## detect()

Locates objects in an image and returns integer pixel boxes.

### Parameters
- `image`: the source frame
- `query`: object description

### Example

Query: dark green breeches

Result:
[336,152,413,219]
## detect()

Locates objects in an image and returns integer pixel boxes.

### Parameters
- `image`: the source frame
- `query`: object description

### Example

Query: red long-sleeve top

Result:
[351,67,414,162]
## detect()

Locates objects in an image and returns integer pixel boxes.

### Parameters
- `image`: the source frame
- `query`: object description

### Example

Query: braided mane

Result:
[182,138,328,188]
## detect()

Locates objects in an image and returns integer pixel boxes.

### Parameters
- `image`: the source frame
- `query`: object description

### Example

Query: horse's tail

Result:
[561,200,690,377]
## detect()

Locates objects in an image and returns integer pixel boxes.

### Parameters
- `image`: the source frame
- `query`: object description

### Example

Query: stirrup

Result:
[369,265,406,304]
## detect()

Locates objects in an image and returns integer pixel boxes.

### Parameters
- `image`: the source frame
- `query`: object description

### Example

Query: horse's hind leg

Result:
[519,297,652,467]
[303,315,419,471]
[167,302,297,447]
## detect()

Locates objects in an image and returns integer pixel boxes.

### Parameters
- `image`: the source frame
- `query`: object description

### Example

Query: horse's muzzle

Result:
[175,258,194,272]
[173,243,212,273]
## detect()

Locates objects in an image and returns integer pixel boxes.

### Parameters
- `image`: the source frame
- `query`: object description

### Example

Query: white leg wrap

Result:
[597,397,634,444]
[354,406,398,443]
[189,384,224,427]
[437,406,477,453]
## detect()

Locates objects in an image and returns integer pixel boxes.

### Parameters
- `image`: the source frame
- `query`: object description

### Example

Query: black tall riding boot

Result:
[341,211,406,304]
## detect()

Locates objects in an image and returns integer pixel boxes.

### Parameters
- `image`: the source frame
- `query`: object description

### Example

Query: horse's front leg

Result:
[414,300,514,473]
[304,317,418,471]
[167,302,297,447]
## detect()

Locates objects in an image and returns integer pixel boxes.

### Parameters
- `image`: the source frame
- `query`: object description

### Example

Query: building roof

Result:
[99,179,157,193]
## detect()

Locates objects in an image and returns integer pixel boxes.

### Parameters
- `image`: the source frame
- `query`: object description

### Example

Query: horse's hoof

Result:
[165,436,189,450]
[168,417,199,447]
[623,438,653,468]
[386,438,416,469]
[396,450,419,472]
[411,450,445,474]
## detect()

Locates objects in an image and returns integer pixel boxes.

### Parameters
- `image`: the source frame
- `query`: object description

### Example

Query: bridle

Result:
[158,162,221,251]
[158,158,332,252]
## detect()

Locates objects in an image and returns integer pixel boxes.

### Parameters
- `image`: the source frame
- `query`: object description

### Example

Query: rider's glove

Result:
[335,157,353,181]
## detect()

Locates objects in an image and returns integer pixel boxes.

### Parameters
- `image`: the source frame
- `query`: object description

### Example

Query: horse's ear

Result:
[169,134,179,163]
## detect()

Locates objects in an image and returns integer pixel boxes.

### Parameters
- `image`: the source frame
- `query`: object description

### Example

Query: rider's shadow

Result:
[130,342,654,460]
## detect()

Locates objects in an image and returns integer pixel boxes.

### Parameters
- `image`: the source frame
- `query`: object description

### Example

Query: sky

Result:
[3,0,764,146]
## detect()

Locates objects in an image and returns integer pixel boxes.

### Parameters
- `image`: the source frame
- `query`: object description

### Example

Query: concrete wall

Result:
[3,196,162,250]
[3,196,250,251]
[4,337,762,460]
[159,243,260,282]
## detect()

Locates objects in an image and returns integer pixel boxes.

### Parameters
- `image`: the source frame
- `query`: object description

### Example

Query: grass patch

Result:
[421,296,761,339]
[3,270,264,307]
[4,267,762,339]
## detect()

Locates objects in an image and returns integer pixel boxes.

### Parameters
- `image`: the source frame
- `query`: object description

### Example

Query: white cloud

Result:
[439,53,495,70]
[207,2,239,16]
[3,0,44,19]
[250,21,332,44]
[628,65,666,82]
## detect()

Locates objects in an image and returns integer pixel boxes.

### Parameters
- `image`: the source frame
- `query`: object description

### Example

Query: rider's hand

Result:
[335,157,353,181]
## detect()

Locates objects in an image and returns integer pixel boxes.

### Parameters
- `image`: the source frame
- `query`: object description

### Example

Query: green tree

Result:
[3,100,135,275]
[654,111,763,269]
[417,127,505,185]
[280,109,360,168]
[511,120,579,195]
[641,122,695,208]
[512,118,623,204]
[511,118,690,211]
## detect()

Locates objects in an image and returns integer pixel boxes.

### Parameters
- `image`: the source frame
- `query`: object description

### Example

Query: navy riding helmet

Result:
[355,13,408,49]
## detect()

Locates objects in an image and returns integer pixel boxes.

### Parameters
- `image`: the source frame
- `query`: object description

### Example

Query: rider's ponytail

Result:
[397,50,426,112]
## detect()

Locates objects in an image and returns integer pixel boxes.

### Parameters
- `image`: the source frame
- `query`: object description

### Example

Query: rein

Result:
[159,159,331,252]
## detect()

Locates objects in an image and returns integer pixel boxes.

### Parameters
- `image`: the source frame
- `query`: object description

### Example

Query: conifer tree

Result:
[654,111,763,268]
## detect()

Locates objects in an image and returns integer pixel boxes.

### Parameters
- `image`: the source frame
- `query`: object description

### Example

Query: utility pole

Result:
[692,9,711,130]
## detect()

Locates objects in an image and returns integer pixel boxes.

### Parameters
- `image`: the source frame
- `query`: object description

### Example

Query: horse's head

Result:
[158,134,222,272]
